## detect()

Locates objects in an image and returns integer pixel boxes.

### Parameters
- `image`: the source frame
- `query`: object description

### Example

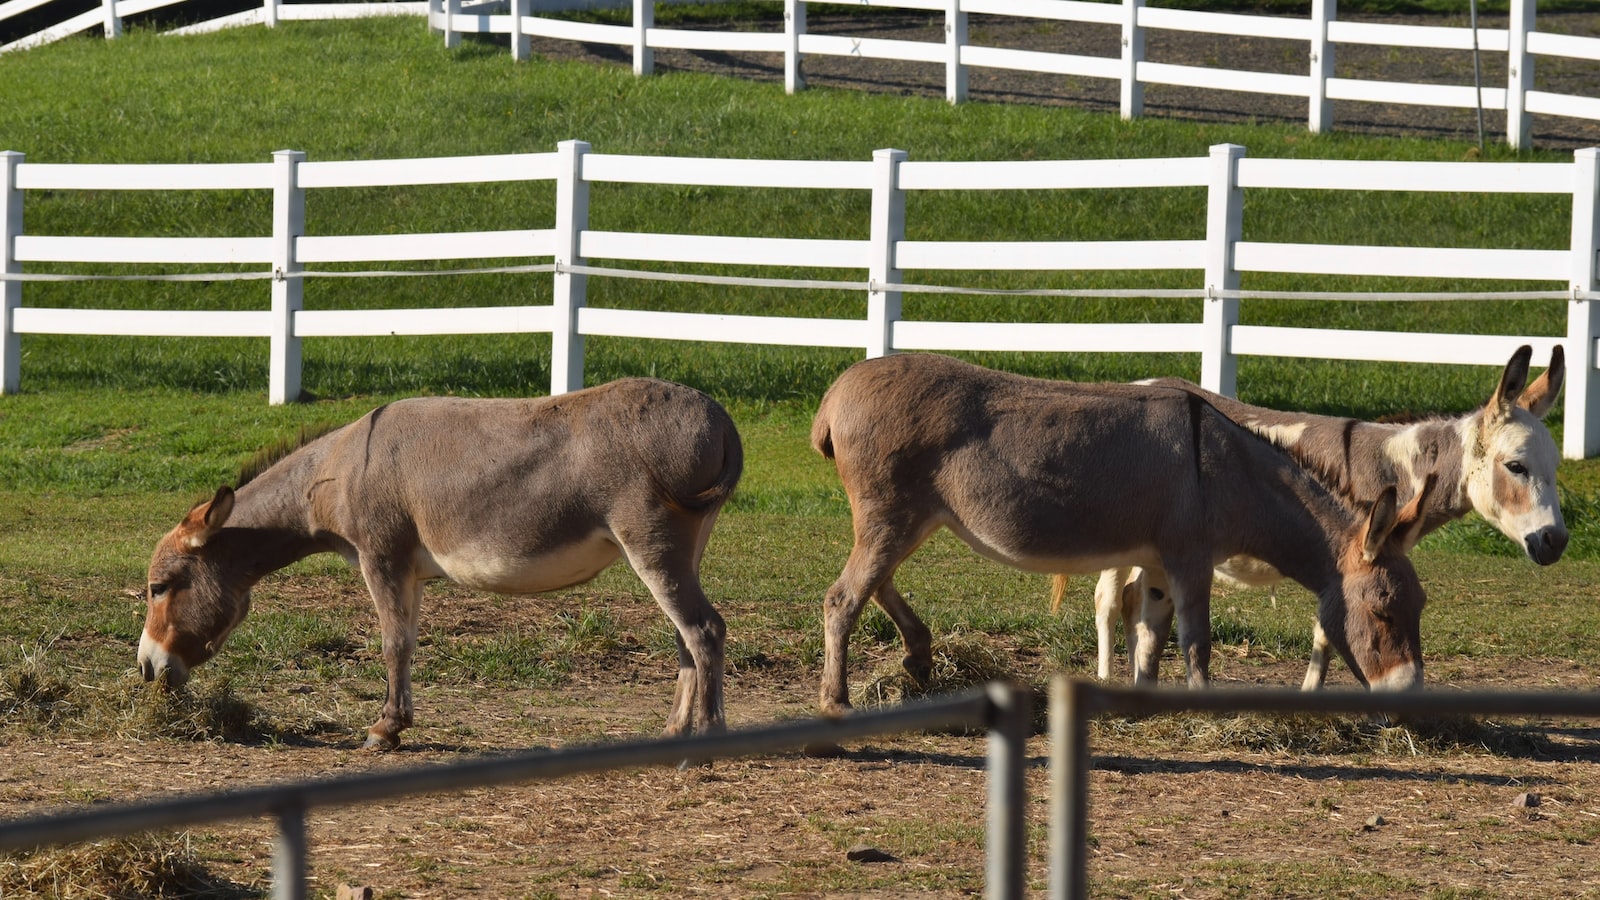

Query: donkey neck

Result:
[224,445,335,576]
[1210,426,1360,593]
[1380,419,1470,526]
[1242,410,1469,530]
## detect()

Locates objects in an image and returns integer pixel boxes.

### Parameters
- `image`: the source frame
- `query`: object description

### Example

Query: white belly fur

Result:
[948,521,1161,574]
[416,530,622,594]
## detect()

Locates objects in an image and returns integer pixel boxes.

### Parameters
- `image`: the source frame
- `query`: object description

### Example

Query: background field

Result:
[3,10,1600,898]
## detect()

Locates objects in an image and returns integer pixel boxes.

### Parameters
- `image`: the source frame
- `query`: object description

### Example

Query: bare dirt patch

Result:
[4,585,1600,898]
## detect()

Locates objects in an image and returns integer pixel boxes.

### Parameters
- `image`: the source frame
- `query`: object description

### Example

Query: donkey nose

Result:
[1372,663,1422,692]
[1527,528,1569,566]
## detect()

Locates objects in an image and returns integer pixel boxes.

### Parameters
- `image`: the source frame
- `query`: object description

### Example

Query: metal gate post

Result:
[272,802,309,900]
[1048,676,1090,900]
[986,681,1030,900]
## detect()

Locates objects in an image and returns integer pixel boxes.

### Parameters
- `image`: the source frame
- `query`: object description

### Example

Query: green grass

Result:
[0,11,1592,703]
[0,17,1582,415]
[1,16,1597,712]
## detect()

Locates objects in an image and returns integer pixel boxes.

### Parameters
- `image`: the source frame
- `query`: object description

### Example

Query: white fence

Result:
[2,141,1599,452]
[7,0,1600,150]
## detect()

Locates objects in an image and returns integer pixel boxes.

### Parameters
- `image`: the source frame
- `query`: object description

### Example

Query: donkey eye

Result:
[1505,460,1529,477]
[149,583,169,599]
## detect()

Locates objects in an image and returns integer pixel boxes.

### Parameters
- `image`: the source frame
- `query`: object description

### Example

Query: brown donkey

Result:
[1090,345,1565,687]
[811,353,1433,715]
[138,379,743,749]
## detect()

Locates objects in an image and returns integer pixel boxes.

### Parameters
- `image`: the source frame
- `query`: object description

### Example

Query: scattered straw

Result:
[0,833,248,899]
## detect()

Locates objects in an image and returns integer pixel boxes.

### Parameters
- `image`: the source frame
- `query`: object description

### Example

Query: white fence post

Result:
[785,0,806,93]
[270,150,305,406]
[867,148,906,359]
[1507,0,1534,150]
[1120,0,1145,119]
[1565,148,1600,459]
[1308,0,1334,133]
[443,0,460,49]
[101,0,122,38]
[263,0,279,28]
[1202,143,1244,396]
[1,152,21,397]
[633,0,654,76]
[427,0,441,34]
[552,140,591,396]
[510,0,528,62]
[945,0,967,104]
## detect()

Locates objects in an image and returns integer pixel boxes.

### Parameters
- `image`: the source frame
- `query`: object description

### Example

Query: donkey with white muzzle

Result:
[810,353,1433,716]
[138,378,742,749]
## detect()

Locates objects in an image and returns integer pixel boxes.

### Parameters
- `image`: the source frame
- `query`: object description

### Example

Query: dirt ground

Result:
[4,588,1600,898]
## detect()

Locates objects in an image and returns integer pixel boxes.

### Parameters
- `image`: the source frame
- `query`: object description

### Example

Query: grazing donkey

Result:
[138,379,743,749]
[1088,345,1566,688]
[810,353,1433,716]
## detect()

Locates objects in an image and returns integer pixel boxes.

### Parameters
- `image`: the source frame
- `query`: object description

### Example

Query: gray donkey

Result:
[811,353,1433,716]
[138,379,742,749]
[1086,345,1565,687]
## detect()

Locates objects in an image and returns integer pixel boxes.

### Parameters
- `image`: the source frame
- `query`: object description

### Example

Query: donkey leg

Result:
[820,534,923,717]
[1164,565,1213,689]
[1094,568,1131,681]
[1131,569,1174,685]
[621,537,727,738]
[666,630,699,735]
[1301,619,1333,691]
[361,562,423,751]
[873,579,934,687]
[623,508,729,736]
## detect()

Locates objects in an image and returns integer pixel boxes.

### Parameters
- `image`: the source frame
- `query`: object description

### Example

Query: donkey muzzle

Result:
[1370,662,1422,692]
[1525,527,1569,566]
[137,631,189,688]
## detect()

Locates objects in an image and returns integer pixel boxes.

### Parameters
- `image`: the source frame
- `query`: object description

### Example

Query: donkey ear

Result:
[1360,485,1402,563]
[1516,344,1565,419]
[1388,473,1438,554]
[179,486,236,550]
[1485,345,1534,426]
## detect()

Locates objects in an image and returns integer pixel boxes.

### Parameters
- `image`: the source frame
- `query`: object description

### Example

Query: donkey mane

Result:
[236,422,344,488]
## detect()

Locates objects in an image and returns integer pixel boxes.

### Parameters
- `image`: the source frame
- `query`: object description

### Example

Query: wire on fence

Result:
[0,262,1586,302]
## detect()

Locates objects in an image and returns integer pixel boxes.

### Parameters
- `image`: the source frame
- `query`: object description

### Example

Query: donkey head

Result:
[137,486,252,688]
[1465,345,1567,566]
[1323,476,1435,691]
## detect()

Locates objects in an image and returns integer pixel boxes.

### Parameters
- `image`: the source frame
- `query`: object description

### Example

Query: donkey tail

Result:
[677,420,745,513]
[1049,574,1070,614]
[810,401,836,460]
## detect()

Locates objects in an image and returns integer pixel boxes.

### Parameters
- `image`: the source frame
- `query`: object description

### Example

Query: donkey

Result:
[1087,344,1565,688]
[810,352,1434,716]
[138,378,743,750]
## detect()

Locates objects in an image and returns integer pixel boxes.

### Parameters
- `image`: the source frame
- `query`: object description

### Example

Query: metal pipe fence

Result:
[0,683,1032,900]
[1046,677,1600,900]
[5,677,1599,898]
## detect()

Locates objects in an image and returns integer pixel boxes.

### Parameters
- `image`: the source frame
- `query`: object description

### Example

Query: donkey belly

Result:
[1214,555,1283,588]
[945,519,1162,575]
[417,529,622,594]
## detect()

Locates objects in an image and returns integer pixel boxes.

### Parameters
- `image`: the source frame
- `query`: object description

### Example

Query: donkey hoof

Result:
[901,656,933,687]
[362,731,400,752]
[801,740,848,758]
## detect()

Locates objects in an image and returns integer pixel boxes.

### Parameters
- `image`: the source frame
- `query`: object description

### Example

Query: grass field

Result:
[2,11,1600,898]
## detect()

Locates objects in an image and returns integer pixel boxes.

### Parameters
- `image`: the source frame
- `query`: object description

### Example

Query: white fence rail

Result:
[7,0,1600,150]
[3,141,1599,454]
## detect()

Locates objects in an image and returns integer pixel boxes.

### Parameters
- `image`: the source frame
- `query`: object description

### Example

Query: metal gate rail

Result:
[0,683,1033,900]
